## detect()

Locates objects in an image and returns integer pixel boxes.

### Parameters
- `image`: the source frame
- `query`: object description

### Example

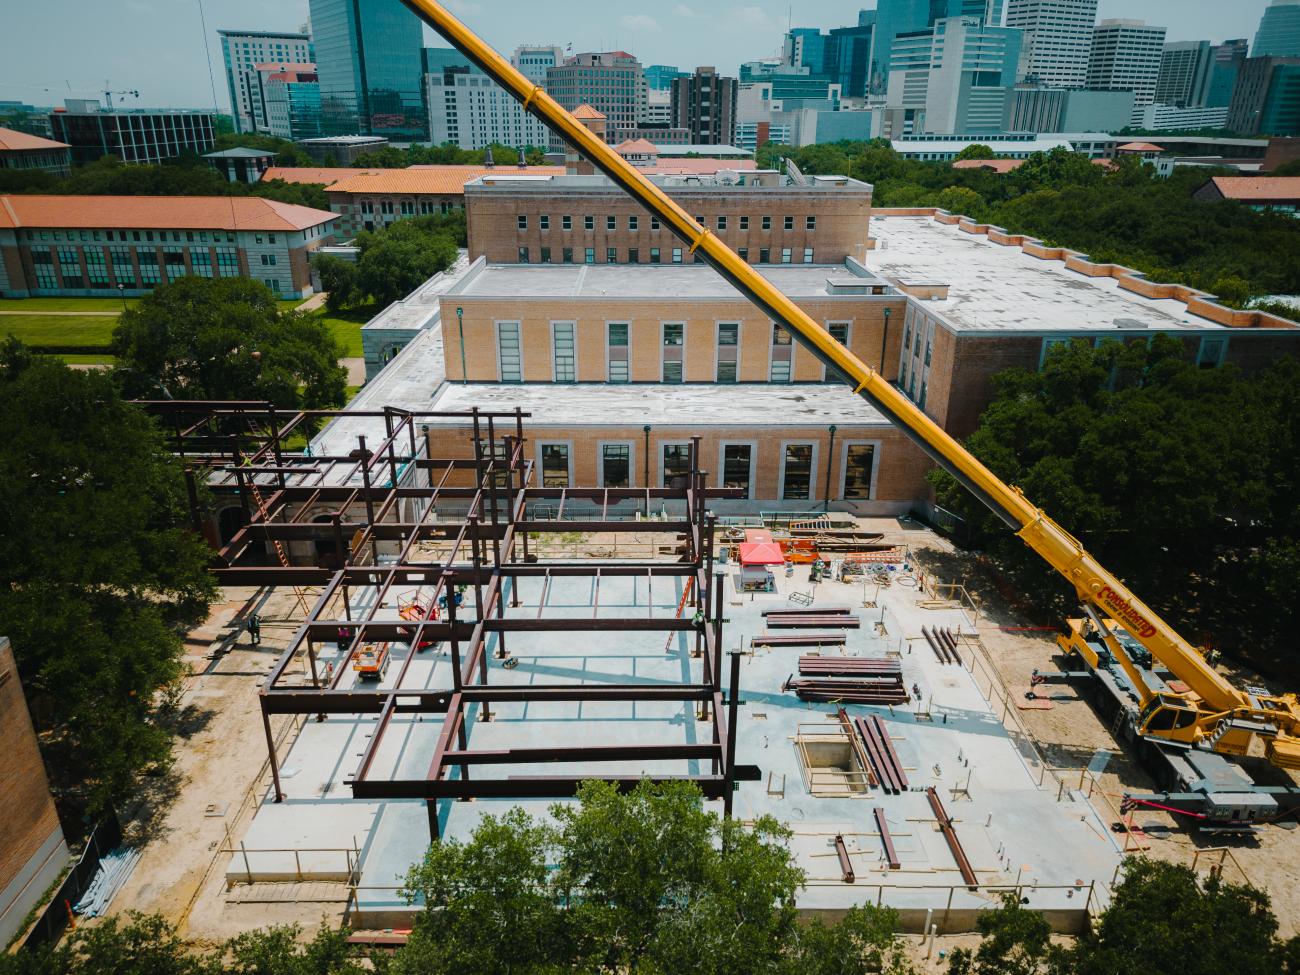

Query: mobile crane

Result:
[398,0,1300,822]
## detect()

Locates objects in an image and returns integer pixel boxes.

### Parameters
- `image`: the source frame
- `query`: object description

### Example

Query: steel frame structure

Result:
[144,401,752,838]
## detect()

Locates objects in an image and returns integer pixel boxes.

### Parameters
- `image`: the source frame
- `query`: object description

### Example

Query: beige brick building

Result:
[464,171,872,266]
[0,637,68,946]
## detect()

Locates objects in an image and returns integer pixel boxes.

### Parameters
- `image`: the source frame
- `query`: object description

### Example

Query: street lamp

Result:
[643,424,652,517]
[456,306,467,385]
[117,281,127,312]
[880,306,891,374]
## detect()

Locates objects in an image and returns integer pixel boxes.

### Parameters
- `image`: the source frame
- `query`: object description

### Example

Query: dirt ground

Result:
[908,539,1300,938]
[100,514,1298,955]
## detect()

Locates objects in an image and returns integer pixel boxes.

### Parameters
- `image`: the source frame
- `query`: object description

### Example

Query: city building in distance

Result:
[0,127,71,177]
[217,30,312,133]
[1253,0,1300,57]
[48,103,216,165]
[1006,0,1100,89]
[671,67,738,146]
[0,195,337,298]
[1228,56,1300,135]
[1087,20,1167,125]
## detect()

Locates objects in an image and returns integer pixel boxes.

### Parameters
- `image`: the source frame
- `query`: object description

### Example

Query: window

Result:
[601,443,631,488]
[759,247,770,263]
[781,248,792,264]
[716,215,727,230]
[662,443,691,486]
[1197,336,1227,368]
[607,215,616,230]
[607,322,629,382]
[380,201,393,215]
[781,444,814,500]
[584,247,595,264]
[563,215,572,230]
[804,247,814,263]
[628,248,639,263]
[806,215,816,230]
[784,216,794,230]
[651,216,661,230]
[400,201,414,216]
[671,248,683,264]
[540,214,550,230]
[843,444,876,500]
[662,322,684,383]
[541,247,552,263]
[497,321,522,382]
[1039,336,1071,369]
[540,443,570,487]
[650,247,661,263]
[137,248,161,284]
[518,214,528,229]
[762,216,771,230]
[695,215,705,225]
[740,215,749,230]
[607,247,617,263]
[189,248,213,277]
[216,247,239,277]
[770,323,792,382]
[584,215,594,230]
[722,444,753,499]
[260,253,277,266]
[629,215,638,231]
[552,322,576,382]
[716,322,739,383]
[738,248,749,262]
[563,247,574,263]
[518,246,530,263]
[109,246,134,284]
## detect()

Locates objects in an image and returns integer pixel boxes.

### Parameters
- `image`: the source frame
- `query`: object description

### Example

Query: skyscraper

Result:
[1005,0,1099,88]
[1208,39,1250,108]
[670,67,738,145]
[1087,20,1166,123]
[545,52,648,145]
[1155,41,1214,108]
[645,65,689,91]
[1252,0,1300,58]
[1227,56,1300,134]
[308,0,426,140]
[870,0,1005,92]
[218,30,312,133]
[514,45,567,85]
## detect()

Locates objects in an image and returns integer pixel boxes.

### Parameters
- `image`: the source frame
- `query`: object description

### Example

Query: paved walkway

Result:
[296,292,329,312]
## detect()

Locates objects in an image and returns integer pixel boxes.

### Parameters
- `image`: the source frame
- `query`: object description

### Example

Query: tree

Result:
[955,143,996,161]
[314,254,361,313]
[0,349,215,814]
[946,894,1067,975]
[935,185,987,219]
[111,277,346,411]
[356,222,458,307]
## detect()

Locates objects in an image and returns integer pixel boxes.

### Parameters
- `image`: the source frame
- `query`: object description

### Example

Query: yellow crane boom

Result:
[399,0,1300,767]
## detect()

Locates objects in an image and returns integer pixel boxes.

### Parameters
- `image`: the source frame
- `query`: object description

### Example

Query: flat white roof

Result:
[866,216,1224,333]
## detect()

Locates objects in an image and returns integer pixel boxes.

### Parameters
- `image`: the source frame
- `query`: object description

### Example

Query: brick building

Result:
[464,171,873,266]
[0,195,337,299]
[0,126,71,177]
[0,637,69,947]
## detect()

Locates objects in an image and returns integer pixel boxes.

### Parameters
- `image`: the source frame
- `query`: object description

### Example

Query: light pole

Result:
[824,424,837,512]
[643,424,652,517]
[117,282,127,312]
[456,306,467,384]
[880,306,891,375]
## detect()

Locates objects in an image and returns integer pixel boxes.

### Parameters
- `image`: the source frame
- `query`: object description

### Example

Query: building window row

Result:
[516,245,813,266]
[518,212,823,235]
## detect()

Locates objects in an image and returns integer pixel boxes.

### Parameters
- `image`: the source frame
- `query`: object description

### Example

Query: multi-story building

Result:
[1004,87,1134,133]
[1194,175,1300,213]
[544,51,648,145]
[323,165,565,235]
[308,0,426,140]
[1132,104,1230,131]
[256,64,322,139]
[462,169,872,266]
[1156,41,1214,108]
[1006,0,1099,88]
[297,134,388,164]
[48,106,216,165]
[886,16,1024,135]
[217,30,312,134]
[645,65,688,91]
[870,0,1005,92]
[511,45,566,84]
[1209,39,1251,108]
[1087,20,1167,125]
[1227,57,1300,135]
[427,64,552,151]
[646,89,673,126]
[0,637,69,948]
[204,147,277,184]
[0,127,71,177]
[670,67,738,146]
[0,195,337,298]
[1253,0,1300,57]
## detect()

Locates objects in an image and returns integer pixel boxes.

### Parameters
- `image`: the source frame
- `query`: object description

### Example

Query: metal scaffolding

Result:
[143,400,755,838]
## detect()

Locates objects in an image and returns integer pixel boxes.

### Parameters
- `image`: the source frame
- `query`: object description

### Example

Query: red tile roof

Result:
[262,166,390,185]
[0,126,70,152]
[952,158,1023,173]
[0,195,337,232]
[326,165,564,195]
[572,104,606,120]
[1207,176,1300,201]
[616,138,659,155]
[1117,142,1165,152]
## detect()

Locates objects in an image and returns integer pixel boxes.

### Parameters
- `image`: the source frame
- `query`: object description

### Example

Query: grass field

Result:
[310,304,376,358]
[0,297,135,312]
[0,316,118,347]
[40,354,117,366]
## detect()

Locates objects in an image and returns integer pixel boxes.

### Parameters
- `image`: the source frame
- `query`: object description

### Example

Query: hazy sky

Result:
[0,0,1274,112]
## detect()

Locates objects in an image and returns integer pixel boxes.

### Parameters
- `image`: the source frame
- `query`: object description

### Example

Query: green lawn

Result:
[0,316,118,347]
[42,354,117,366]
[310,304,376,358]
[0,296,135,312]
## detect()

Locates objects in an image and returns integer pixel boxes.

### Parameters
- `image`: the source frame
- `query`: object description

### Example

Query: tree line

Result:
[3,781,1296,973]
[760,140,1300,304]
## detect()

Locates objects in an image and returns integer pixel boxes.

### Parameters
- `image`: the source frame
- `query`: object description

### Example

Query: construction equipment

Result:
[351,642,390,681]
[397,0,1300,805]
[397,591,439,651]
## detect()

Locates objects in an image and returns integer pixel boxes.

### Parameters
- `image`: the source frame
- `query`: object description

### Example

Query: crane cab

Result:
[1137,694,1200,740]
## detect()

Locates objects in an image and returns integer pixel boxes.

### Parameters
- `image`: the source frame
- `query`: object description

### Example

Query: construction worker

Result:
[247,614,262,646]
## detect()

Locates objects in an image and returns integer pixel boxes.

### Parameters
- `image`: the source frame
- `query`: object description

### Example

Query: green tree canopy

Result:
[111,277,346,411]
[0,344,214,813]
[954,143,996,161]
[355,220,458,308]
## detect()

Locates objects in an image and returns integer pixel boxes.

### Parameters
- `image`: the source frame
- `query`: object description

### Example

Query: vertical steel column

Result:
[724,650,741,819]
[443,569,463,691]
[514,407,530,565]
[262,701,284,802]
